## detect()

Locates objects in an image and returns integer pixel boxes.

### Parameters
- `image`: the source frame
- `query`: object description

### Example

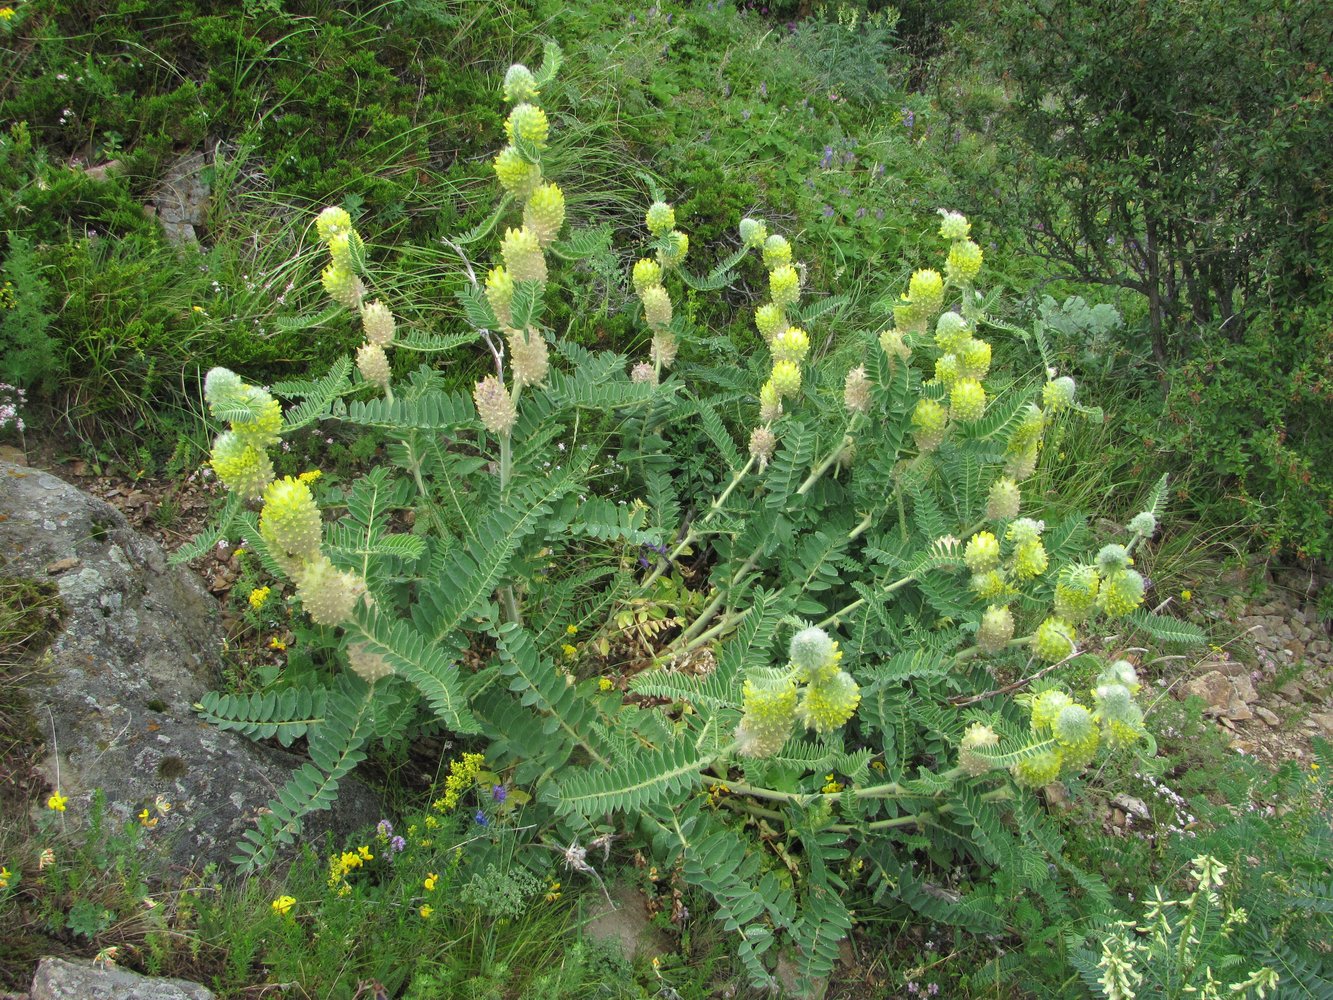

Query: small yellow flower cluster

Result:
[423,872,439,891]
[297,469,322,484]
[821,774,843,794]
[269,636,287,651]
[419,904,434,918]
[46,791,68,812]
[326,845,373,892]
[0,9,15,23]
[435,752,486,812]
[271,895,296,916]
[598,677,613,692]
[544,879,562,902]
[0,865,12,890]
[248,586,271,611]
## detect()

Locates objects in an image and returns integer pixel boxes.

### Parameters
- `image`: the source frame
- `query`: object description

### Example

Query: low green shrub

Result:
[177,44,1218,992]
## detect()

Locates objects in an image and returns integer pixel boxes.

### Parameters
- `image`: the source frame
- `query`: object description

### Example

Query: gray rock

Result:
[149,152,210,244]
[583,884,673,964]
[0,462,380,872]
[1254,706,1280,727]
[1310,713,1333,739]
[31,957,213,999]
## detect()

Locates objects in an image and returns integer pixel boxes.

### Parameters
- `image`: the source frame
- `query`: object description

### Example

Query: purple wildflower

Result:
[376,819,393,838]
[742,109,751,121]
[856,207,866,219]
[474,809,489,826]
[390,835,406,853]
[822,204,835,219]
[492,784,508,803]
[759,81,767,98]
[820,145,834,169]
[901,107,915,128]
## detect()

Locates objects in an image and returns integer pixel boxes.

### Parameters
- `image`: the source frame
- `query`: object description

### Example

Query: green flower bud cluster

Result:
[734,627,861,757]
[206,367,280,500]
[317,206,367,312]
[255,470,370,633]
[939,208,984,285]
[1004,404,1046,480]
[628,201,687,375]
[1093,544,1146,617]
[1011,685,1099,787]
[1010,660,1148,785]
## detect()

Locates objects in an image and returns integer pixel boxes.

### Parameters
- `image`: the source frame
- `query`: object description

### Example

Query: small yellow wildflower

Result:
[155,795,172,815]
[418,838,433,848]
[419,904,433,918]
[138,809,158,829]
[562,643,578,659]
[566,624,578,635]
[598,677,613,692]
[424,815,439,829]
[545,880,562,902]
[423,873,438,891]
[1181,589,1192,602]
[0,866,11,889]
[46,791,68,812]
[269,636,287,651]
[357,845,373,861]
[248,586,271,610]
[38,848,55,870]
[297,469,322,484]
[271,895,296,916]
[191,305,206,314]
[339,851,362,871]
[821,774,843,794]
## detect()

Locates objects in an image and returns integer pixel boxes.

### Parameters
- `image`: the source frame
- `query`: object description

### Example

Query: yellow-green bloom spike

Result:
[651,331,678,369]
[321,263,365,309]
[769,264,800,308]
[347,642,394,683]
[361,300,395,346]
[946,239,984,283]
[657,230,688,269]
[762,234,792,269]
[506,327,549,388]
[502,63,539,104]
[505,103,549,149]
[958,722,1000,776]
[1053,564,1101,623]
[843,366,871,414]
[1011,749,1063,789]
[771,359,802,399]
[739,217,768,248]
[645,201,675,236]
[523,182,565,246]
[493,146,542,197]
[950,378,986,422]
[632,258,662,297]
[316,206,352,242]
[755,303,787,342]
[908,268,944,318]
[295,555,366,627]
[1032,617,1077,662]
[911,397,948,452]
[357,342,391,392]
[640,285,673,328]
[957,338,991,380]
[977,605,1015,654]
[934,311,969,353]
[749,426,777,470]
[937,209,971,241]
[1098,569,1146,617]
[878,328,911,366]
[210,431,275,501]
[1042,375,1077,413]
[500,226,547,284]
[260,475,323,574]
[800,670,860,734]
[485,266,516,328]
[770,326,810,364]
[759,380,783,423]
[1011,539,1048,580]
[986,477,1021,521]
[473,375,517,437]
[964,532,1001,573]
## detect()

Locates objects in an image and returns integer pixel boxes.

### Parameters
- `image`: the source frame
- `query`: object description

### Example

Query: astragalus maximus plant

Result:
[182,42,1204,990]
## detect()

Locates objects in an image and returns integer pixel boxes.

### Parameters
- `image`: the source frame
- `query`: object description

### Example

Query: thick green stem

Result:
[641,455,757,591]
[816,573,917,629]
[796,414,861,497]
